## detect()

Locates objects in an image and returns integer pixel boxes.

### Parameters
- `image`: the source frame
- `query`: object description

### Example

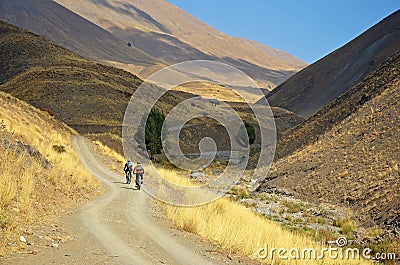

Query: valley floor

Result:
[1,137,257,265]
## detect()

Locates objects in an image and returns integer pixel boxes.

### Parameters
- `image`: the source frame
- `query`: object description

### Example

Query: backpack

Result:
[127,161,133,169]
[136,164,144,174]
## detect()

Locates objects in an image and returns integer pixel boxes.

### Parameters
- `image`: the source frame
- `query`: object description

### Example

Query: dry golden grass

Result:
[90,132,123,143]
[148,168,194,187]
[93,140,125,164]
[92,139,126,171]
[162,169,372,265]
[171,81,268,104]
[86,140,373,265]
[86,137,372,264]
[174,82,245,102]
[0,91,102,254]
[0,150,41,214]
[0,93,98,192]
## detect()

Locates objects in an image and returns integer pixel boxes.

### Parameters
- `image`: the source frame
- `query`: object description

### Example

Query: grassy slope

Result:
[0,91,103,256]
[260,51,400,232]
[0,20,142,131]
[0,20,195,133]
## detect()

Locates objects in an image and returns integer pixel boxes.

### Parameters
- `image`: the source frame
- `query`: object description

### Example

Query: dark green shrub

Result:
[52,144,66,153]
[136,108,166,159]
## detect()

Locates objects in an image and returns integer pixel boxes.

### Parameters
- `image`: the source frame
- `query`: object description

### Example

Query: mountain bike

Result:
[125,170,132,184]
[135,173,143,190]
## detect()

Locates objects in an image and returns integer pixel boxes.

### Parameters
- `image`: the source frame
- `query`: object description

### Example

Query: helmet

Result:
[137,161,141,164]
[127,160,131,162]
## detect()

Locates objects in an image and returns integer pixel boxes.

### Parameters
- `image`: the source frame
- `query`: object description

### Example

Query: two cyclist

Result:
[124,160,144,190]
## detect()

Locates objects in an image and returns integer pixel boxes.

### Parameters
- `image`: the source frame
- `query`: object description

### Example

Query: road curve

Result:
[72,136,217,265]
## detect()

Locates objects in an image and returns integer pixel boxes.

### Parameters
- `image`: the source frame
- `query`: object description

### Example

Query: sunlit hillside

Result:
[0,91,103,255]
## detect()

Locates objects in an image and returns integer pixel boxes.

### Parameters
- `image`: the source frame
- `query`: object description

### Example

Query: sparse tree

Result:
[237,121,256,146]
[245,122,256,145]
[136,108,166,159]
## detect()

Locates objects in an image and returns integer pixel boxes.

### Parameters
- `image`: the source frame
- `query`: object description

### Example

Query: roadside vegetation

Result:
[83,138,395,264]
[91,113,374,264]
[0,92,102,255]
[159,168,372,264]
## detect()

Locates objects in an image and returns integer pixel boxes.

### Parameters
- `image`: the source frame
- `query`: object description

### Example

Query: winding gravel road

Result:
[72,136,216,265]
[5,136,257,265]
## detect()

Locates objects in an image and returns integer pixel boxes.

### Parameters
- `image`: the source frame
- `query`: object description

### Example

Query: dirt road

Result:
[3,136,255,265]
[72,136,218,265]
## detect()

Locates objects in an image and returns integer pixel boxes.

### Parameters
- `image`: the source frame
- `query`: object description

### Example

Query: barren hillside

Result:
[0,0,158,67]
[0,20,179,133]
[4,0,306,88]
[0,21,303,153]
[263,10,400,117]
[0,91,103,256]
[259,50,400,234]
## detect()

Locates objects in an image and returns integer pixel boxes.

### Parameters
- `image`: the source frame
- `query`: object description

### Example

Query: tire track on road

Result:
[73,136,217,265]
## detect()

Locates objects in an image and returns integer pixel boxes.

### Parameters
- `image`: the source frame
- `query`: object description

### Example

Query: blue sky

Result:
[167,0,399,63]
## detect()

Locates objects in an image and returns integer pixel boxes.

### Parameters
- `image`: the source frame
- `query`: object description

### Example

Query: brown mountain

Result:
[0,0,306,89]
[258,50,400,234]
[54,0,307,70]
[0,19,172,133]
[0,0,158,68]
[0,21,303,153]
[262,10,400,118]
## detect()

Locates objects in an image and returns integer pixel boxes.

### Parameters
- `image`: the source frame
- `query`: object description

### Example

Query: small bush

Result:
[367,227,382,238]
[40,107,54,116]
[52,144,66,153]
[241,201,257,208]
[284,201,306,213]
[315,216,327,224]
[229,186,249,199]
[333,218,357,235]
[0,214,9,230]
[0,120,6,131]
[270,194,279,203]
